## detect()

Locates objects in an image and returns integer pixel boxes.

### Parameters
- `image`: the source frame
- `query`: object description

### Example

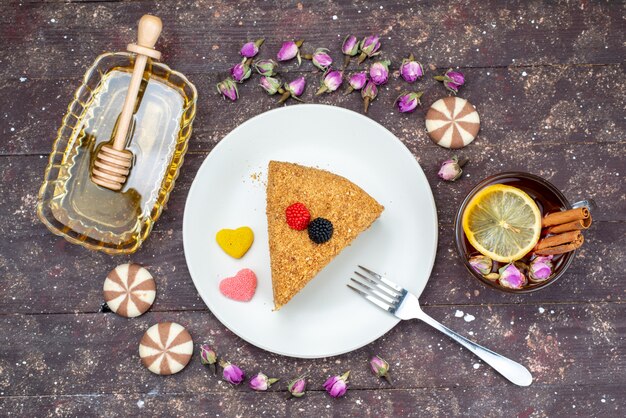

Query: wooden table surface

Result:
[1,1,624,416]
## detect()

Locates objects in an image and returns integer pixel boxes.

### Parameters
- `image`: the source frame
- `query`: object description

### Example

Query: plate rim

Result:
[183,103,438,358]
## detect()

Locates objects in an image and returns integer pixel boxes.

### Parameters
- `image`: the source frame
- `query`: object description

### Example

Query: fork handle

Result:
[414,309,533,387]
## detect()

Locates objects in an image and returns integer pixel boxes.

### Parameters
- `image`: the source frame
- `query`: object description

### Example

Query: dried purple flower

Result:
[287,77,306,96]
[254,59,278,77]
[287,374,308,398]
[323,371,350,398]
[498,263,527,289]
[278,76,307,103]
[277,41,298,61]
[399,53,424,83]
[216,78,238,101]
[357,35,381,63]
[529,255,554,282]
[342,35,359,68]
[277,40,304,65]
[316,70,343,95]
[395,91,423,113]
[342,35,360,56]
[434,69,466,94]
[230,58,252,83]
[369,355,392,384]
[199,344,217,365]
[345,72,368,95]
[369,60,391,85]
[249,372,279,391]
[438,156,468,181]
[446,71,465,87]
[259,76,282,95]
[361,81,378,113]
[240,38,264,58]
[311,48,333,71]
[468,255,492,275]
[219,360,245,385]
[349,72,368,89]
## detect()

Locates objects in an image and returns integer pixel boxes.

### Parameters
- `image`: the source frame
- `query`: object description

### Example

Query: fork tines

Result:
[347,266,407,314]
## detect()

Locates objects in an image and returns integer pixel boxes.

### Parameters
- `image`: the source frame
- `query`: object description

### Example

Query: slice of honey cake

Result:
[266,161,384,310]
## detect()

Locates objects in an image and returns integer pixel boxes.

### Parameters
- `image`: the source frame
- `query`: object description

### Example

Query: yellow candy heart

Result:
[216,227,254,259]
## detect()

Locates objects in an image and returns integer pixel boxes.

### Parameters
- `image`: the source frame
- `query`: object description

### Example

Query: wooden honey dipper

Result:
[91,15,163,191]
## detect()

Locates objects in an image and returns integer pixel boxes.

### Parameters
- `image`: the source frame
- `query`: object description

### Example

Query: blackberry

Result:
[308,217,333,244]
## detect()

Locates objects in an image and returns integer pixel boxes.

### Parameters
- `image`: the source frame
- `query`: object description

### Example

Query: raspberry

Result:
[307,217,333,244]
[285,203,311,230]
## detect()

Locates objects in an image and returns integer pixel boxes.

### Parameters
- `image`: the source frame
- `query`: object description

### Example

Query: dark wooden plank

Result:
[2,64,624,155]
[0,219,624,315]
[3,141,623,236]
[0,303,623,398]
[0,384,623,418]
[1,0,623,81]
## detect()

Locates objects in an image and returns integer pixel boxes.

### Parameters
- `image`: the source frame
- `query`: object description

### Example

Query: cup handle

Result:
[570,198,597,213]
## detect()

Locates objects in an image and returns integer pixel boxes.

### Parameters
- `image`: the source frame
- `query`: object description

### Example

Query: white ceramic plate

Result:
[183,104,437,358]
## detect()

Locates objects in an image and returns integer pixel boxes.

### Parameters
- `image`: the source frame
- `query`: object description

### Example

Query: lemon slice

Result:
[462,184,541,262]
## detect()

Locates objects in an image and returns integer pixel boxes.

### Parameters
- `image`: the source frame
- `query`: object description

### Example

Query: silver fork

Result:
[348,266,533,387]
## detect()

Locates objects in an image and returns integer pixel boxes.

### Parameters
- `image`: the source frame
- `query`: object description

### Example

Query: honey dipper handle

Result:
[136,15,162,49]
[111,15,163,150]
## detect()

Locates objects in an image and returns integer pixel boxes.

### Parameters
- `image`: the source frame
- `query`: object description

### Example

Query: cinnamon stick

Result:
[535,230,582,250]
[535,235,584,255]
[542,207,589,228]
[544,217,592,235]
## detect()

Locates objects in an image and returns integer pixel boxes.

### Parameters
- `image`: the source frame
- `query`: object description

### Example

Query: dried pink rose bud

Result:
[357,35,381,63]
[216,78,238,101]
[342,35,359,68]
[349,72,368,89]
[342,35,359,56]
[395,91,423,113]
[254,59,278,77]
[445,71,465,88]
[260,76,282,95]
[316,70,343,95]
[286,76,306,96]
[468,255,492,275]
[199,344,217,365]
[438,156,468,181]
[200,344,217,374]
[529,255,553,282]
[323,371,350,398]
[361,81,378,113]
[345,72,368,95]
[399,54,424,83]
[369,60,390,85]
[277,40,304,65]
[434,69,465,94]
[287,374,308,398]
[369,355,392,383]
[230,59,252,83]
[278,76,307,103]
[277,41,298,61]
[498,263,527,289]
[240,38,264,58]
[219,360,245,385]
[249,372,279,391]
[312,48,333,71]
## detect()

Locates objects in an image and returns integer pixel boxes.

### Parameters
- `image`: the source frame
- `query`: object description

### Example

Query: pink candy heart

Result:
[219,269,257,302]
